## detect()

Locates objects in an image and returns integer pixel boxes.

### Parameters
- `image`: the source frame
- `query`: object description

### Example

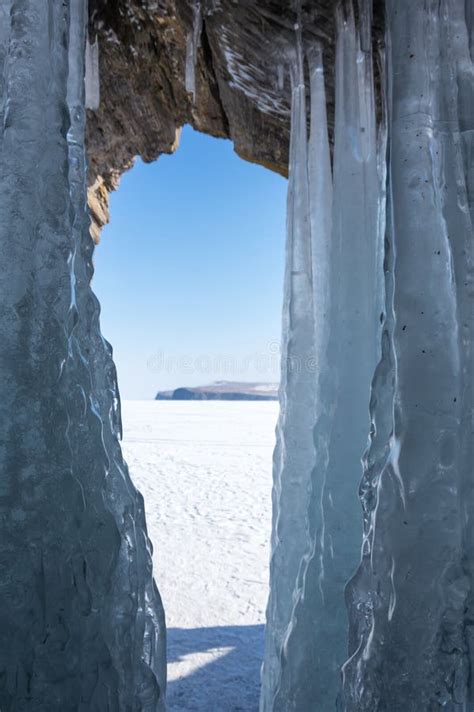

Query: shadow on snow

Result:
[167,624,264,711]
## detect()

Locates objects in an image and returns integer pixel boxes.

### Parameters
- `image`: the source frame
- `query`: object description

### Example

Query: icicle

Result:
[358,0,373,53]
[277,63,285,91]
[343,1,474,709]
[185,0,202,101]
[0,0,12,146]
[261,2,383,708]
[264,44,335,711]
[260,14,318,711]
[466,0,474,61]
[85,34,100,110]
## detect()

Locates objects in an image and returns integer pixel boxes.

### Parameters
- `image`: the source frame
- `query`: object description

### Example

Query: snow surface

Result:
[121,400,278,711]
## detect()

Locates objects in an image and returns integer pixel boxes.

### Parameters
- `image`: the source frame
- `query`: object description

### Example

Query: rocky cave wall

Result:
[86,0,384,242]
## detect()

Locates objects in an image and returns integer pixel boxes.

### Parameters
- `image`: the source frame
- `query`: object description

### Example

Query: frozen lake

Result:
[121,400,279,711]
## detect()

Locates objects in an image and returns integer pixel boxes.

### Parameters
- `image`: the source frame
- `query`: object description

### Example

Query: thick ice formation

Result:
[0,1,165,709]
[0,0,11,144]
[261,18,319,710]
[343,1,474,709]
[0,0,472,709]
[85,35,100,110]
[263,0,473,709]
[261,3,384,709]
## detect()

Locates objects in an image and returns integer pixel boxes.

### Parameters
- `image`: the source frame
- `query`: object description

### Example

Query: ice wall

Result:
[261,3,384,709]
[343,1,474,709]
[261,0,472,708]
[0,2,166,710]
[0,0,11,146]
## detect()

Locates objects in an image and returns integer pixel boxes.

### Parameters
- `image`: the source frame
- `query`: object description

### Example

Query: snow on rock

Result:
[156,381,279,401]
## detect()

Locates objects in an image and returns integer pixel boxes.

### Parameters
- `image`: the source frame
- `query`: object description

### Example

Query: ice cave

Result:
[0,0,472,711]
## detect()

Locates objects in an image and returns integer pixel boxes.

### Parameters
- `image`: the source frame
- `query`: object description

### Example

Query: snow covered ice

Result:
[122,400,278,711]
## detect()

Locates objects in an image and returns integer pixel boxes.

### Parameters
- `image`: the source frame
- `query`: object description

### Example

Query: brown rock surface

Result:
[86,0,384,241]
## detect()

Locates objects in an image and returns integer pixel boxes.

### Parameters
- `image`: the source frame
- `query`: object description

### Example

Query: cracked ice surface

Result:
[0,2,165,709]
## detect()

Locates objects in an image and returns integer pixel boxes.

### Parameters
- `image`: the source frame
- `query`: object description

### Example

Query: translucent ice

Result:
[261,4,384,708]
[0,0,11,146]
[277,64,285,91]
[0,2,165,709]
[85,35,100,110]
[343,1,474,709]
[261,21,318,710]
[1,1,472,710]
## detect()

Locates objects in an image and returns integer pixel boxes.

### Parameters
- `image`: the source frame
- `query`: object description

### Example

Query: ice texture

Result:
[0,0,11,144]
[277,63,285,92]
[1,1,472,710]
[261,4,384,709]
[85,35,100,110]
[185,0,202,101]
[261,18,318,711]
[0,2,166,710]
[343,0,474,709]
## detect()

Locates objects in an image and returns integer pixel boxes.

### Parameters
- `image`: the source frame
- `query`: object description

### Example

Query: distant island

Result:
[155,381,279,401]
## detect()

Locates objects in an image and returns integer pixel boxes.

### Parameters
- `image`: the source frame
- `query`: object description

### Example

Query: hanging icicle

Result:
[277,63,285,91]
[358,0,373,53]
[185,0,203,101]
[85,34,100,110]
[261,2,384,708]
[0,0,12,149]
[261,13,318,711]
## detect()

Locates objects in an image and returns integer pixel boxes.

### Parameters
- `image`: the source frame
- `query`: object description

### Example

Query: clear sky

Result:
[93,126,287,399]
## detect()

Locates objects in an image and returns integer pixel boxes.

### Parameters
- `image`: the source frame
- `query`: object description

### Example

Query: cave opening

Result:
[0,1,471,708]
[93,125,286,710]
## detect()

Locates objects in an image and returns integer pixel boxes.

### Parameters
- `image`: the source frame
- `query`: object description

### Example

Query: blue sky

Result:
[93,126,287,399]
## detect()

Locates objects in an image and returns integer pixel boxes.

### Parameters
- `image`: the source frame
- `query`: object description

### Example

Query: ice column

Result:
[261,4,383,709]
[185,0,202,101]
[85,35,100,110]
[261,22,318,710]
[0,0,11,149]
[343,1,474,709]
[0,2,166,710]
